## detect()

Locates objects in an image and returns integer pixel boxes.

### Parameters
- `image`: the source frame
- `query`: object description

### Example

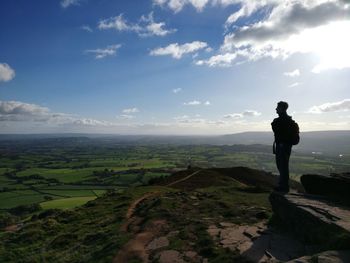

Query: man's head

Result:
[276,101,288,115]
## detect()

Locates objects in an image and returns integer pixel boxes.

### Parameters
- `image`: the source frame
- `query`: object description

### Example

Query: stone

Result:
[146,236,169,250]
[207,226,220,238]
[184,251,197,258]
[167,231,179,238]
[243,226,260,240]
[270,192,350,249]
[219,222,236,228]
[286,250,350,263]
[184,251,202,262]
[156,250,185,263]
[301,173,350,205]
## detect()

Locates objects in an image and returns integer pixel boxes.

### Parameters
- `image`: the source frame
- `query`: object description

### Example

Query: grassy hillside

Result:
[0,168,274,263]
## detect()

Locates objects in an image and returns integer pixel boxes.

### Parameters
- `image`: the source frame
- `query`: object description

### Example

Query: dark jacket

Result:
[271,113,293,144]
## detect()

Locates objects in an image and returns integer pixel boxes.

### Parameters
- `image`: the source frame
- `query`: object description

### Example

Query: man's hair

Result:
[277,101,288,111]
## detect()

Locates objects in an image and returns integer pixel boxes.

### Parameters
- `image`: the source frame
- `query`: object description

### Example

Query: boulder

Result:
[269,192,350,250]
[286,250,350,263]
[301,173,350,204]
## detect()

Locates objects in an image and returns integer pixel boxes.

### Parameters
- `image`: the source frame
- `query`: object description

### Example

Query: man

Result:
[271,101,299,193]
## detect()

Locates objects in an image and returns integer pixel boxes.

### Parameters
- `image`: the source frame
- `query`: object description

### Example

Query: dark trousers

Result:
[275,143,292,189]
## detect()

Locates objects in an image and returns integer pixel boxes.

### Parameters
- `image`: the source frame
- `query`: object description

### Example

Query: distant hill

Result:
[0,130,349,155]
[215,131,350,155]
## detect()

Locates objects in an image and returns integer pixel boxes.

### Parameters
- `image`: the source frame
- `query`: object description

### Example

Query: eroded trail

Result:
[114,170,204,263]
[114,192,164,263]
[165,169,202,187]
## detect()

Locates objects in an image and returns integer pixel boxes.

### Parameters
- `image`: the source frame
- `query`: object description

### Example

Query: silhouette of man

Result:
[271,101,293,192]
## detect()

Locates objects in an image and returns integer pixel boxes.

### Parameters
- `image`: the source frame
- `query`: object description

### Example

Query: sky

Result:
[0,0,349,135]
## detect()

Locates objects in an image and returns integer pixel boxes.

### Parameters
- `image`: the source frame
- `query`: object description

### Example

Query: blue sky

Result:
[0,0,349,134]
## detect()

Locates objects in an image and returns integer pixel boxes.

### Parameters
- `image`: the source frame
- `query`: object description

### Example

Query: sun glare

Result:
[283,21,350,73]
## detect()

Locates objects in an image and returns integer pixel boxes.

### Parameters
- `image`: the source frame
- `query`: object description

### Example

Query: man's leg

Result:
[275,143,292,191]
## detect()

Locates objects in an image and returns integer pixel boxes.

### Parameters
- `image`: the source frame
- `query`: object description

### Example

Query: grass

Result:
[39,189,97,197]
[0,143,347,213]
[40,196,97,210]
[17,168,95,183]
[0,191,47,209]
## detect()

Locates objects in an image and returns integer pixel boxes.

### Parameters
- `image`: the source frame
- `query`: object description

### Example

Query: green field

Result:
[0,138,348,211]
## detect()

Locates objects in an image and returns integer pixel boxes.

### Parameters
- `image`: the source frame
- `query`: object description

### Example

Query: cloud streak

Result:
[122,107,139,113]
[150,41,208,59]
[61,0,80,8]
[309,99,350,113]
[0,100,111,126]
[224,110,261,119]
[284,69,300,77]
[172,88,182,93]
[153,0,252,13]
[98,12,176,37]
[183,100,211,106]
[85,44,122,59]
[196,53,237,67]
[81,25,93,32]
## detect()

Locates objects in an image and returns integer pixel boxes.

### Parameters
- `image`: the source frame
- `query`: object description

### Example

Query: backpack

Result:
[289,119,300,145]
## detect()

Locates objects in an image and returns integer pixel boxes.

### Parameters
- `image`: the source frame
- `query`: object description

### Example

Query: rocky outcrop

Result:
[301,173,350,204]
[286,250,350,263]
[208,222,306,262]
[269,192,350,250]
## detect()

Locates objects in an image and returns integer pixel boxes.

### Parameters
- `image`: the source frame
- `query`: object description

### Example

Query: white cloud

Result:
[284,69,300,77]
[98,12,176,37]
[72,118,111,126]
[197,1,350,70]
[196,53,237,67]
[173,88,182,93]
[0,63,15,82]
[173,115,190,121]
[117,114,135,120]
[98,14,132,31]
[309,99,350,114]
[224,113,243,119]
[219,1,350,70]
[224,1,273,26]
[183,100,211,106]
[288,82,300,88]
[173,114,208,124]
[0,100,111,127]
[85,44,121,59]
[0,100,49,118]
[242,110,261,117]
[81,25,93,32]
[122,107,139,113]
[153,0,241,13]
[61,0,80,8]
[150,41,208,59]
[184,100,201,106]
[224,109,261,119]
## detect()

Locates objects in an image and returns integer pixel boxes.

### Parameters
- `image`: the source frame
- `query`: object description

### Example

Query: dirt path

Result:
[165,169,202,187]
[114,219,167,263]
[114,170,203,262]
[125,192,159,220]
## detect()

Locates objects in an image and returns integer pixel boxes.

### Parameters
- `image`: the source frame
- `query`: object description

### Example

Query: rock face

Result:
[269,192,350,250]
[301,173,350,204]
[208,222,306,262]
[286,250,350,263]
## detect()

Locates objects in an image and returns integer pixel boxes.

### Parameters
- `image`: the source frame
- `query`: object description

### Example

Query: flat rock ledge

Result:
[269,192,350,250]
[286,250,350,263]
